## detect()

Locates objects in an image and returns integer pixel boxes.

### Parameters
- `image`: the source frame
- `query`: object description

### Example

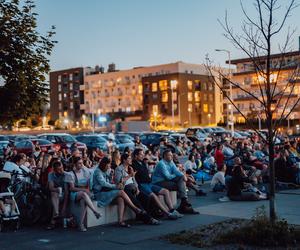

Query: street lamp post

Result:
[170,80,177,130]
[216,49,234,136]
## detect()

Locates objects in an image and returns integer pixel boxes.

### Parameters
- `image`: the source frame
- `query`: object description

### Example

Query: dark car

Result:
[0,135,9,142]
[0,141,9,159]
[140,132,168,149]
[185,128,209,142]
[37,133,86,151]
[13,134,37,142]
[14,139,53,155]
[75,135,108,151]
[115,134,135,152]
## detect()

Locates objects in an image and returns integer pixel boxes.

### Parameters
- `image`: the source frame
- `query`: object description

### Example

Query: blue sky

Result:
[35,0,300,72]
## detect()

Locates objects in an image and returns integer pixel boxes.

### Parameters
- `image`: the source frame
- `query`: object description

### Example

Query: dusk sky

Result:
[35,0,300,72]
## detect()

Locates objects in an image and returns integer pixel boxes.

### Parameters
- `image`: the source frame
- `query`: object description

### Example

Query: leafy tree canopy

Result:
[0,0,56,126]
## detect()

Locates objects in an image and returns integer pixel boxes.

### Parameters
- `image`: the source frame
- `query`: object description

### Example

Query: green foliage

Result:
[0,0,56,126]
[215,206,300,247]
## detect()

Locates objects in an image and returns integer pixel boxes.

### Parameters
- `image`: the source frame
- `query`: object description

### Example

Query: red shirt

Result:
[214,149,224,167]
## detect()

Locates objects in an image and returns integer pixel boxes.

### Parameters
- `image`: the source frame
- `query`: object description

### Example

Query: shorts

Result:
[139,183,162,196]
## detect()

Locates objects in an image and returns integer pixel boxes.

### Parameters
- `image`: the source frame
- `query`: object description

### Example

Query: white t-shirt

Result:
[184,160,197,171]
[210,171,225,187]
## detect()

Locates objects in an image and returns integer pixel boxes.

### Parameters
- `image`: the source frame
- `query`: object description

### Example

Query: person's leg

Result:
[124,186,144,209]
[158,188,174,211]
[117,196,125,223]
[80,192,100,218]
[76,193,87,226]
[149,193,170,215]
[51,192,60,216]
[118,190,141,214]
[0,200,5,214]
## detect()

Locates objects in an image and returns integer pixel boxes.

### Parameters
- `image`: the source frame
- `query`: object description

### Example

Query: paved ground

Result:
[1,185,300,250]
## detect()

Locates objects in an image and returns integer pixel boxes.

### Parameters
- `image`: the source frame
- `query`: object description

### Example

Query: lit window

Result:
[58,94,62,101]
[153,105,158,113]
[170,80,177,90]
[70,83,73,90]
[188,104,193,112]
[188,92,193,102]
[69,74,73,81]
[58,75,61,82]
[161,91,168,102]
[203,104,208,113]
[138,84,143,94]
[187,80,193,90]
[159,80,168,91]
[58,84,61,92]
[152,82,158,92]
[63,93,67,98]
[194,91,200,102]
[208,83,213,90]
[70,102,73,109]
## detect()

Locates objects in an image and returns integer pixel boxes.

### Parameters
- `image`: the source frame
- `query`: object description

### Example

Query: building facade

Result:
[50,67,94,123]
[142,73,220,126]
[82,62,223,126]
[223,51,300,124]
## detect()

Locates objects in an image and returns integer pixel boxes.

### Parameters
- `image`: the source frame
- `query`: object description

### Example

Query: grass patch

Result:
[165,206,300,249]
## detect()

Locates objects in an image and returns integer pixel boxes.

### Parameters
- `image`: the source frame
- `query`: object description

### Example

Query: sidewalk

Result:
[1,186,300,250]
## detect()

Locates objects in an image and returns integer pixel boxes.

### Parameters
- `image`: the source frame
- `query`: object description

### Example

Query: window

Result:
[138,84,143,94]
[208,83,213,91]
[69,73,73,81]
[58,94,62,101]
[203,104,208,113]
[70,102,73,109]
[152,105,158,113]
[63,93,67,98]
[59,103,62,110]
[159,80,168,91]
[170,80,177,90]
[209,94,213,101]
[188,104,193,112]
[188,92,193,102]
[161,91,168,102]
[187,80,193,90]
[58,84,61,92]
[70,83,73,90]
[153,93,158,100]
[152,82,158,92]
[194,91,201,102]
[195,103,200,112]
[209,105,214,113]
[203,82,207,90]
[203,94,207,101]
[58,75,61,82]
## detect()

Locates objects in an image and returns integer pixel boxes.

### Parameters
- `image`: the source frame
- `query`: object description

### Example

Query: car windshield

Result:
[116,136,132,144]
[59,135,76,143]
[35,139,52,145]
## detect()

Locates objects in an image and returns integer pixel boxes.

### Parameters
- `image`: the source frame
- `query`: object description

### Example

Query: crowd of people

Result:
[0,131,300,232]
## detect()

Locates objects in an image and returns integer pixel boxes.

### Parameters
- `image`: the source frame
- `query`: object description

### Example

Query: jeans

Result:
[156,175,187,199]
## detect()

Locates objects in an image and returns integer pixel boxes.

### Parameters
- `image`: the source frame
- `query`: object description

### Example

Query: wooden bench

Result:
[70,191,178,228]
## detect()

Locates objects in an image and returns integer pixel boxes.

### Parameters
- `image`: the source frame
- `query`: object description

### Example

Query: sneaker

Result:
[177,205,200,215]
[219,196,230,202]
[170,210,184,218]
[79,224,87,232]
[167,213,178,220]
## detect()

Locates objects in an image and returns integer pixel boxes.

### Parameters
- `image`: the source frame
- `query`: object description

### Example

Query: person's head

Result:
[99,156,111,172]
[112,149,121,162]
[133,148,144,162]
[53,161,64,174]
[234,157,242,165]
[163,149,173,162]
[72,149,81,157]
[216,143,223,150]
[121,153,132,165]
[188,153,195,162]
[123,146,131,154]
[232,164,244,178]
[135,135,140,143]
[12,153,26,166]
[73,156,84,170]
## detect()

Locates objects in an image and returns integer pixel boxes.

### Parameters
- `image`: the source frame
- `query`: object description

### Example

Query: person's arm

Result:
[171,162,184,177]
[95,170,117,189]
[48,181,59,193]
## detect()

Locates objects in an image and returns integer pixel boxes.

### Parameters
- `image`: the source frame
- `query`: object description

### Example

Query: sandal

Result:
[94,211,101,219]
[118,222,131,228]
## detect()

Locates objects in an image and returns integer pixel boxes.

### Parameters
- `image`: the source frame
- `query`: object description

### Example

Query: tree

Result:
[206,0,299,223]
[0,0,56,126]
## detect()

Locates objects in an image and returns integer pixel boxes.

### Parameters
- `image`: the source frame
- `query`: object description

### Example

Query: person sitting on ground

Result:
[175,140,185,156]
[65,156,101,232]
[210,164,226,192]
[93,156,153,227]
[152,149,199,214]
[132,148,181,220]
[111,149,121,170]
[47,161,69,229]
[227,164,267,201]
[184,153,198,174]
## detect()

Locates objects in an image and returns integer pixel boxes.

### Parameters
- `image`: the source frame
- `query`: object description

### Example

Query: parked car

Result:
[75,135,108,151]
[140,132,168,149]
[185,128,210,142]
[0,135,9,142]
[14,139,53,155]
[13,134,37,142]
[115,134,135,152]
[37,133,86,151]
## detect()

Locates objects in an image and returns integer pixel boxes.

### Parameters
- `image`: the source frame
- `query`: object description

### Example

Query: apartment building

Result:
[50,67,94,122]
[223,51,300,124]
[82,62,223,126]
